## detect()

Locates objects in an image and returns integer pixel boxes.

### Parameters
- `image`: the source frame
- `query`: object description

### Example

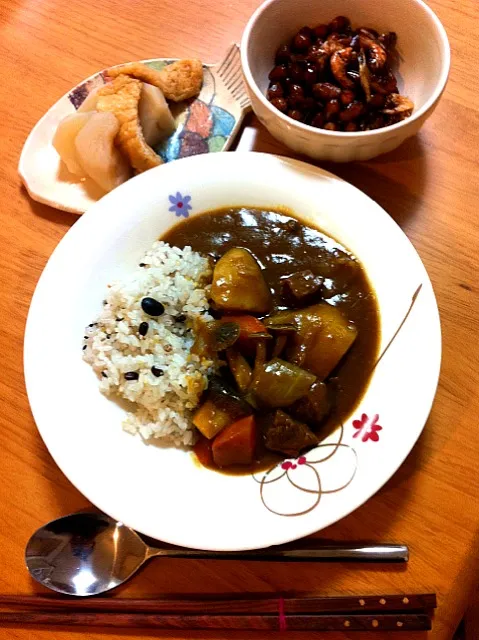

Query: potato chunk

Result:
[210,248,272,314]
[266,303,357,380]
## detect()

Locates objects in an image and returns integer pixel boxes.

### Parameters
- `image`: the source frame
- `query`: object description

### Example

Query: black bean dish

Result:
[267,16,414,132]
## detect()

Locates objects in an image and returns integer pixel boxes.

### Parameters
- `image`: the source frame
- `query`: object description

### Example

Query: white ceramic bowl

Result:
[241,0,450,162]
[24,152,441,550]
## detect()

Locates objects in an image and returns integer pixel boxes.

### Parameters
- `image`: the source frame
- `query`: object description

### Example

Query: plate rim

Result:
[23,152,442,549]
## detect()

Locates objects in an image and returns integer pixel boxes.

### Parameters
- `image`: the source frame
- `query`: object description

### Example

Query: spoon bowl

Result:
[26,513,149,596]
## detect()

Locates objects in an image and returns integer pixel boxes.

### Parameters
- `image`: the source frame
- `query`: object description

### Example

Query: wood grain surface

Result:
[1,0,479,639]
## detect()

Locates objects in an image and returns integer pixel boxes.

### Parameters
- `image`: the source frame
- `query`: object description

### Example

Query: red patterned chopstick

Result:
[0,594,436,631]
[0,592,436,614]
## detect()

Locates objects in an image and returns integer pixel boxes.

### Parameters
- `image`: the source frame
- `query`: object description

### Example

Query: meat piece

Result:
[96,74,163,173]
[264,410,318,457]
[283,270,323,303]
[291,381,331,429]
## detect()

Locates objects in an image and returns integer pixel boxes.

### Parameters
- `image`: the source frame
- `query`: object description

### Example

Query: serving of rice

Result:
[83,241,215,446]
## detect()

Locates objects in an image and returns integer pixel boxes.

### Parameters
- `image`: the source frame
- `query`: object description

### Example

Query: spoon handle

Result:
[151,543,408,562]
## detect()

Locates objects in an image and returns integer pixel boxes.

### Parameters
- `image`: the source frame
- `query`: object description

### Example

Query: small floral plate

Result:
[24,152,441,550]
[18,45,250,214]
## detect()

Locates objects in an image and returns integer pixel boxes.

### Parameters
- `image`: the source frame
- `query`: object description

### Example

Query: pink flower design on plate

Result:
[352,413,383,442]
[281,456,307,471]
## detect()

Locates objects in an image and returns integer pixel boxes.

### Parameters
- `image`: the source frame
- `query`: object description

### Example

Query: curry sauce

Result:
[163,207,380,474]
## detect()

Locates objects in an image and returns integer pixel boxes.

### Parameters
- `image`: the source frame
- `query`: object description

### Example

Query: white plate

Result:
[24,152,441,550]
[19,46,250,215]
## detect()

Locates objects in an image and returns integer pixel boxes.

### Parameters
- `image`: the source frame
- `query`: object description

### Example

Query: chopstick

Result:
[0,593,437,614]
[0,594,436,631]
[0,611,432,631]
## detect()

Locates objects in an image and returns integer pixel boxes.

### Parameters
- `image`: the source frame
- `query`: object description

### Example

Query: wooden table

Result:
[1,0,478,638]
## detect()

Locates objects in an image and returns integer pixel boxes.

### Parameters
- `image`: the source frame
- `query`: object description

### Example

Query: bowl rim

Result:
[240,0,451,138]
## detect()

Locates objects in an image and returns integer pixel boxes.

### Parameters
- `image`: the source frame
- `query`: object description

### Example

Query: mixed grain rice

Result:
[83,241,214,445]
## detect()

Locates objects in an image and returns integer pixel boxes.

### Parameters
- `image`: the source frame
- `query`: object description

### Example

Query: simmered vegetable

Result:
[226,348,252,392]
[209,376,252,416]
[252,358,316,408]
[272,334,287,358]
[221,315,267,357]
[264,410,318,457]
[267,324,297,335]
[266,303,358,380]
[221,315,266,340]
[268,324,297,358]
[212,415,256,467]
[211,248,273,314]
[283,270,323,303]
[213,322,240,351]
[193,377,251,439]
[191,318,240,357]
[291,381,331,429]
[192,400,233,439]
[252,338,268,381]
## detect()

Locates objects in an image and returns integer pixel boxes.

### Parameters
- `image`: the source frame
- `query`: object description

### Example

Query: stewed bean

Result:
[265,16,413,132]
[288,84,305,106]
[313,82,341,101]
[339,101,365,122]
[302,64,317,85]
[310,112,325,128]
[270,97,288,113]
[268,65,288,82]
[313,24,329,39]
[267,83,284,99]
[325,98,341,120]
[275,44,291,64]
[288,109,303,121]
[328,15,351,33]
[293,32,312,51]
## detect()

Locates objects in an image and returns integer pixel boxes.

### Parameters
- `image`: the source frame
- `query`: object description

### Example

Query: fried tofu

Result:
[108,59,203,102]
[96,74,163,173]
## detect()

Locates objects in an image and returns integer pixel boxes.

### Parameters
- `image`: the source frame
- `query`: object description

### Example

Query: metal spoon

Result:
[25,512,408,596]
